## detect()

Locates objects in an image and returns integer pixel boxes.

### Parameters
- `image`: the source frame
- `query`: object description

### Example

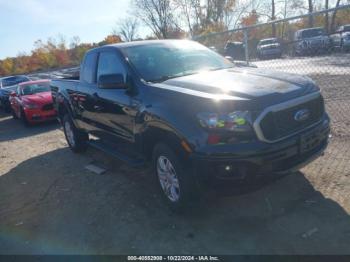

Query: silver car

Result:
[331,24,350,51]
[257,38,282,59]
[294,27,331,56]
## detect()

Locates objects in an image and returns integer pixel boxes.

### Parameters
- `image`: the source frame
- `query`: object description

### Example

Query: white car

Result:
[257,38,282,59]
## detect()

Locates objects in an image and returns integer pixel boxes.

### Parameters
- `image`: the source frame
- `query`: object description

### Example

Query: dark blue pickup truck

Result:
[51,40,330,209]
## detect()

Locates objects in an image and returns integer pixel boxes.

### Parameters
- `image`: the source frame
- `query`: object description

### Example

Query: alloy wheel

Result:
[157,156,181,202]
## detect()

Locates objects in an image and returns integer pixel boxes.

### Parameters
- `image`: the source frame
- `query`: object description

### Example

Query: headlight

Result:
[197,111,252,133]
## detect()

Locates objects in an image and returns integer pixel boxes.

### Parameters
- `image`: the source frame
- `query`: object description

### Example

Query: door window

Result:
[81,52,97,84]
[97,52,126,82]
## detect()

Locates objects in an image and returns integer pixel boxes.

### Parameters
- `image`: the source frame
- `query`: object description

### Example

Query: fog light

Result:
[225,165,232,171]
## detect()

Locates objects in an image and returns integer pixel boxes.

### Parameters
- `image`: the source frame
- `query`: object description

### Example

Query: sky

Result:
[0,0,143,59]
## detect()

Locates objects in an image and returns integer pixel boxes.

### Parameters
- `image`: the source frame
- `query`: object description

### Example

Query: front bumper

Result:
[260,49,281,56]
[191,115,330,182]
[24,108,57,123]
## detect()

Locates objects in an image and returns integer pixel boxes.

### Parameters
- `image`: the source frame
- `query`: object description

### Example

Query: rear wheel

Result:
[153,143,198,211]
[63,114,88,153]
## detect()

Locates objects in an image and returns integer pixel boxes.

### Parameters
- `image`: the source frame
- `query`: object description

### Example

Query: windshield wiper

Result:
[148,67,234,83]
[149,75,182,83]
[148,72,198,83]
[208,66,234,71]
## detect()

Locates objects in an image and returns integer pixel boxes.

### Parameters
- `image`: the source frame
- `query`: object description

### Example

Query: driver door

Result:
[94,51,135,142]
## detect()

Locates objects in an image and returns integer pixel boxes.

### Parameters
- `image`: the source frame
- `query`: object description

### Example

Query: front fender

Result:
[137,105,206,153]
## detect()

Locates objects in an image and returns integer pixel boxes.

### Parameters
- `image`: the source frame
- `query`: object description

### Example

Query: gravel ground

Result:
[0,56,350,255]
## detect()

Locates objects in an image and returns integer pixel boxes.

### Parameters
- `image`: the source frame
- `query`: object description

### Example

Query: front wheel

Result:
[20,108,30,126]
[153,143,198,211]
[63,114,88,153]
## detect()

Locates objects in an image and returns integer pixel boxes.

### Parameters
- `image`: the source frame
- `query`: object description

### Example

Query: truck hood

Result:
[151,68,318,102]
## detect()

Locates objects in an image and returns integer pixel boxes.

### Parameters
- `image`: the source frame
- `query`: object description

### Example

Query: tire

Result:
[62,114,88,153]
[20,108,30,126]
[152,143,198,211]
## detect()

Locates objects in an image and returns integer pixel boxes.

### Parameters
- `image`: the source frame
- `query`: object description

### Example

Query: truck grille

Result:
[42,103,54,111]
[256,94,324,142]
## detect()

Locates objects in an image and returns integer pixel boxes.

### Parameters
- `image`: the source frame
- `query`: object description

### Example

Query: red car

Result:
[9,80,57,125]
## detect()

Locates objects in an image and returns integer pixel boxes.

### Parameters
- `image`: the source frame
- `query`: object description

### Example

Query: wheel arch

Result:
[140,121,192,163]
[56,95,79,127]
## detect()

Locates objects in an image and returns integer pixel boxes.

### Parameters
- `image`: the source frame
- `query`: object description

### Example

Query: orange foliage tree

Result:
[0,34,122,77]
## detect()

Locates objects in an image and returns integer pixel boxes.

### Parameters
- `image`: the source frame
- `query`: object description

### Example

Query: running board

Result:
[87,139,145,167]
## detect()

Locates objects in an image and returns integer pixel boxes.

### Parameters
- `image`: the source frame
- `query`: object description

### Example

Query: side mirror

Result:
[10,92,17,97]
[98,74,126,89]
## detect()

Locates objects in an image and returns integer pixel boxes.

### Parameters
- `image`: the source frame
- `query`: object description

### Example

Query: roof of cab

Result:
[107,39,192,48]
[86,39,193,53]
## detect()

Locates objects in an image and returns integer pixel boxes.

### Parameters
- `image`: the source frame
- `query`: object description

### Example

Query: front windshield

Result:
[302,28,325,38]
[122,41,233,82]
[22,83,50,95]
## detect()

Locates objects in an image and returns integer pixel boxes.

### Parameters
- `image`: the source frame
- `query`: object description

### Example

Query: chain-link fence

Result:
[194,5,350,202]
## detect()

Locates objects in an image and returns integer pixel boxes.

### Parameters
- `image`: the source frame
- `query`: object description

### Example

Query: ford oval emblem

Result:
[294,109,310,122]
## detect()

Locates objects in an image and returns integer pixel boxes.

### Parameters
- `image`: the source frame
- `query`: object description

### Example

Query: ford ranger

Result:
[51,40,330,209]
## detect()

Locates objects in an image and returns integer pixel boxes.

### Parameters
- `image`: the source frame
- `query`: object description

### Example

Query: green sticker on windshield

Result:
[217,120,225,128]
[235,117,246,125]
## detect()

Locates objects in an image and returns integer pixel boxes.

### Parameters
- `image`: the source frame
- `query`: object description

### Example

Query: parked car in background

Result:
[0,75,30,111]
[257,38,282,59]
[52,40,330,209]
[294,27,331,56]
[9,79,56,125]
[330,24,350,51]
[224,41,246,61]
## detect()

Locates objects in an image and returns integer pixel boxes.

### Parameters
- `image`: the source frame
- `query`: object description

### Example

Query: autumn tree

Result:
[0,36,102,76]
[325,0,329,32]
[241,9,259,27]
[330,0,342,32]
[308,0,314,27]
[173,0,202,36]
[133,0,176,38]
[98,35,122,46]
[114,17,139,42]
